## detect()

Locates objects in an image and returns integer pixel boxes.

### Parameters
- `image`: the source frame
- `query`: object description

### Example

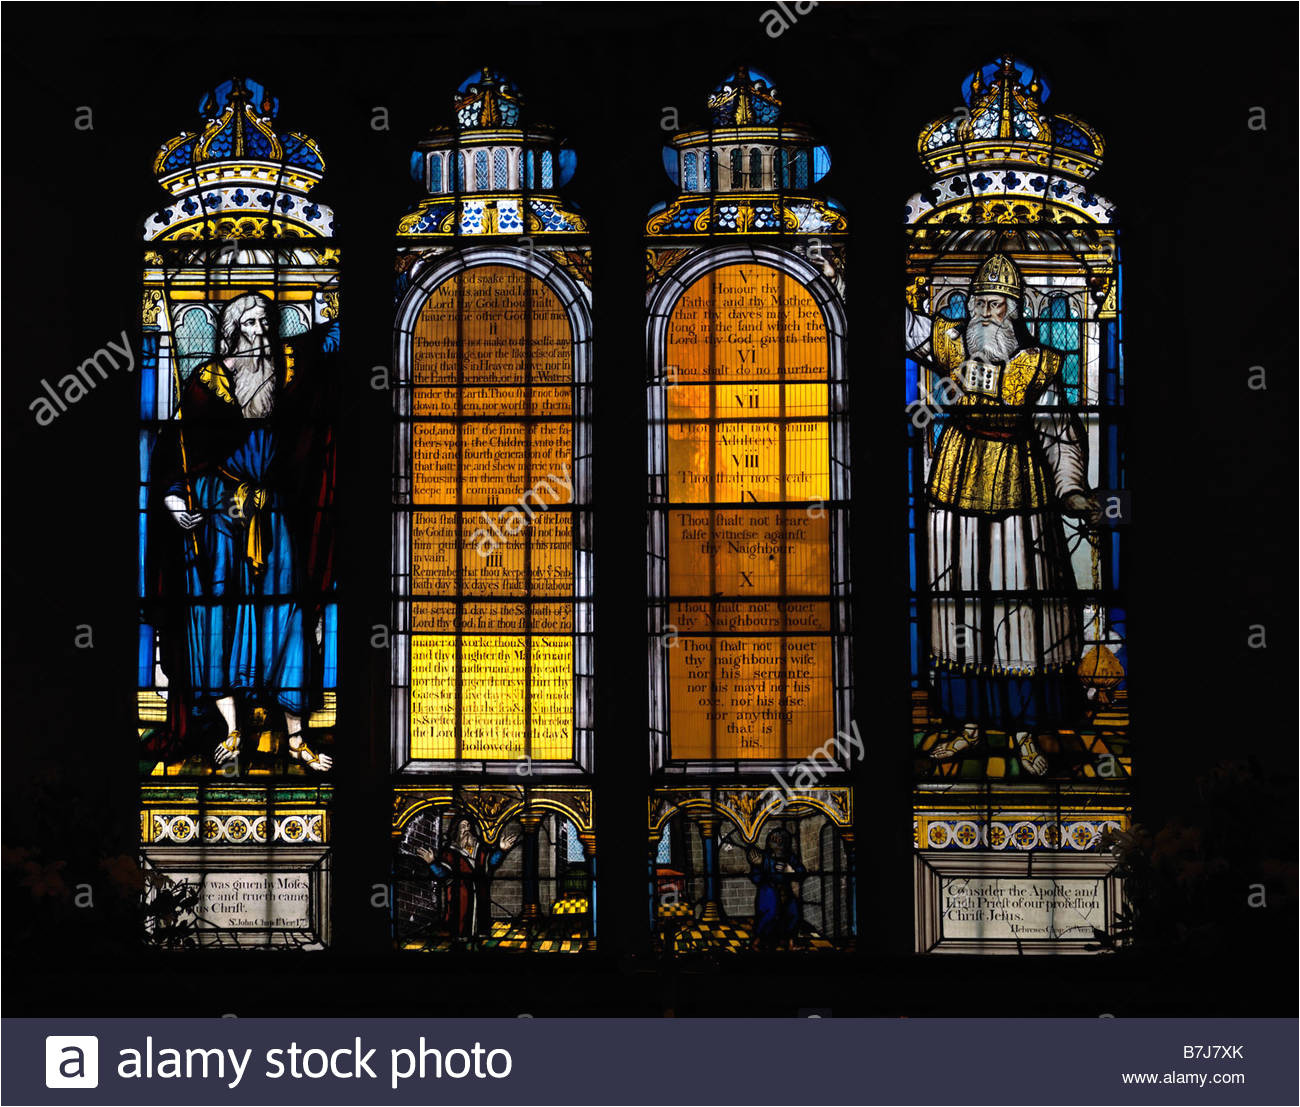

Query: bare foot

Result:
[288,732,332,772]
[213,730,241,765]
[1014,733,1048,776]
[930,723,983,761]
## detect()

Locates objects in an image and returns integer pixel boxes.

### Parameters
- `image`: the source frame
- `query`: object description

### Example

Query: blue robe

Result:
[145,336,337,748]
[178,425,306,714]
[749,853,805,942]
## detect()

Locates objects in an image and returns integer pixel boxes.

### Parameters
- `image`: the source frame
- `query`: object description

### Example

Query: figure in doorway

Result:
[746,828,805,951]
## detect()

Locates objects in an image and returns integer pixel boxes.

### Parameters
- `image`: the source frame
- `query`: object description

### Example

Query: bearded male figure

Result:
[905,254,1098,776]
[416,818,519,942]
[146,292,336,771]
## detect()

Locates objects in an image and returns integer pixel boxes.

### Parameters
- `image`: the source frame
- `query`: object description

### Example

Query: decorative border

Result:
[914,816,1127,852]
[905,169,1114,226]
[141,811,327,846]
[650,785,851,841]
[392,784,593,844]
[144,184,335,240]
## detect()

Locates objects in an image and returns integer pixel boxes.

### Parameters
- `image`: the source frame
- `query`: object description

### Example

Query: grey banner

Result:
[8,1017,1296,1106]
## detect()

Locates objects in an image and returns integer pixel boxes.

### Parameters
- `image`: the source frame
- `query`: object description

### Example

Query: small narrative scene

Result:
[651,788,855,954]
[391,786,595,952]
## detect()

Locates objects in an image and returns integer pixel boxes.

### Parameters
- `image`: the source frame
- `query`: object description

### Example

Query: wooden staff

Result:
[168,334,200,559]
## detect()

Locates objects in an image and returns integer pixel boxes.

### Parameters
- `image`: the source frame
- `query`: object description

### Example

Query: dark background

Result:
[3,2,1295,1016]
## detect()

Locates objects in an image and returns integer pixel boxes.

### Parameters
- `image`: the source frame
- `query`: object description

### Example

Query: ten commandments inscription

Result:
[407,264,580,762]
[662,262,837,761]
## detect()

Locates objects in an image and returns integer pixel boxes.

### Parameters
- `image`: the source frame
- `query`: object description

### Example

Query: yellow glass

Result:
[407,265,579,761]
[662,263,835,760]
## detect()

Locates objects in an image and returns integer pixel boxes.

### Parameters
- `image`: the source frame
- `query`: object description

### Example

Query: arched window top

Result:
[473,149,489,190]
[429,152,443,194]
[493,148,509,189]
[683,151,698,191]
[749,147,763,189]
[540,149,553,188]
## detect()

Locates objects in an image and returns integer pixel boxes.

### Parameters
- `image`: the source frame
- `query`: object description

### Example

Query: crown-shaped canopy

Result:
[398,69,584,237]
[145,79,334,241]
[647,66,845,237]
[918,54,1103,180]
[152,77,325,197]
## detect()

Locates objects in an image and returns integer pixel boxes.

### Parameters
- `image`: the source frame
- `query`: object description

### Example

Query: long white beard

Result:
[226,346,277,418]
[965,317,1020,364]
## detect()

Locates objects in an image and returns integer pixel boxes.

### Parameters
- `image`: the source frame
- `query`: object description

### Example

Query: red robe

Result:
[429,844,504,938]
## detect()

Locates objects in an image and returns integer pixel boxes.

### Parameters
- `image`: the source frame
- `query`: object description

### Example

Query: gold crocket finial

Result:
[970,253,1023,299]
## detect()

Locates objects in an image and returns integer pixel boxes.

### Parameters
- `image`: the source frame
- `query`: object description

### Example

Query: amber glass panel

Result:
[408,265,576,761]
[663,263,834,760]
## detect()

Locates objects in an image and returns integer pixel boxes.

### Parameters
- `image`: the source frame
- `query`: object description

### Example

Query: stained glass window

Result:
[138,77,339,948]
[647,67,853,954]
[392,69,595,951]
[905,55,1129,953]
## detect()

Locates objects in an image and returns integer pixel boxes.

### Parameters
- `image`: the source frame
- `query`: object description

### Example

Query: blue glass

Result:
[282,135,323,173]
[683,152,697,191]
[661,146,679,186]
[203,78,278,118]
[565,820,586,862]
[139,335,158,420]
[655,824,672,864]
[541,150,553,189]
[556,149,577,187]
[960,59,1050,105]
[904,356,919,403]
[323,602,338,688]
[909,611,920,681]
[812,145,831,182]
